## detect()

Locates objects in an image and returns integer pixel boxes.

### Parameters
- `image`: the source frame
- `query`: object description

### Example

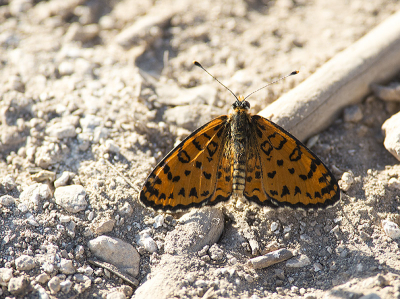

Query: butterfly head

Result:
[232,96,250,111]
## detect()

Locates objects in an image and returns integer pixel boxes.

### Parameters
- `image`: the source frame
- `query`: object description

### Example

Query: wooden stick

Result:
[258,11,400,142]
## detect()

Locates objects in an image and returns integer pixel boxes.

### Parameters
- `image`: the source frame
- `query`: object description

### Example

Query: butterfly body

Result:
[140,96,340,212]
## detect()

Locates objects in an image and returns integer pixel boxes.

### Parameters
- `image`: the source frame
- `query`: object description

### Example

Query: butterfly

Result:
[139,62,340,212]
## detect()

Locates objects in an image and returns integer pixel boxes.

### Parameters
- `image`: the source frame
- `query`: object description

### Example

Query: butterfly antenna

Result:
[193,61,239,101]
[243,70,299,101]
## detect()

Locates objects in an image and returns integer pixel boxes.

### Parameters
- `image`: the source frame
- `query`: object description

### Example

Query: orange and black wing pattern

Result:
[139,116,233,212]
[243,115,340,209]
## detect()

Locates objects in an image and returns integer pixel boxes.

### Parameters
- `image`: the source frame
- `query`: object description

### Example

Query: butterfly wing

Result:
[140,115,233,211]
[244,115,340,208]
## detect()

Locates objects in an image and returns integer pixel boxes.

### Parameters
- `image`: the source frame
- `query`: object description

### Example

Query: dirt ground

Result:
[1,0,400,298]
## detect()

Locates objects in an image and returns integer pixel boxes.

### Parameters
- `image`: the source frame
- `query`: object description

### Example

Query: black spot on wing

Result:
[189,187,198,198]
[192,139,202,151]
[178,188,185,197]
[203,171,212,180]
[281,185,290,197]
[178,150,190,163]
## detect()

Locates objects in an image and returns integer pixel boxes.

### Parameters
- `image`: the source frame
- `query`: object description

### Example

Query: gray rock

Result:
[344,105,363,122]
[106,291,127,299]
[54,171,72,188]
[35,273,50,284]
[2,174,16,190]
[382,220,400,239]
[286,254,311,268]
[248,248,293,269]
[0,195,16,206]
[60,279,72,293]
[88,236,140,277]
[0,268,13,286]
[46,122,77,139]
[382,111,400,161]
[48,276,61,294]
[54,185,87,213]
[118,202,133,216]
[15,255,36,271]
[164,207,224,254]
[59,259,75,274]
[95,219,115,234]
[137,229,158,253]
[8,275,31,296]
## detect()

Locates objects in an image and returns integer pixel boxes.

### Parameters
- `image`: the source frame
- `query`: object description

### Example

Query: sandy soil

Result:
[1,0,400,298]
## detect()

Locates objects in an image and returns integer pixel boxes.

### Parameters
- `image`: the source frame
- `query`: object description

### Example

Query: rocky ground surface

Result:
[1,0,400,298]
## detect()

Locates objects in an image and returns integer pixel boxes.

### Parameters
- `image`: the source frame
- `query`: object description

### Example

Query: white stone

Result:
[286,255,311,268]
[0,268,13,286]
[339,171,354,192]
[48,276,61,294]
[382,111,400,161]
[54,185,87,213]
[88,236,140,277]
[270,221,279,232]
[0,195,15,206]
[153,215,164,229]
[59,259,75,274]
[382,220,400,239]
[15,255,36,271]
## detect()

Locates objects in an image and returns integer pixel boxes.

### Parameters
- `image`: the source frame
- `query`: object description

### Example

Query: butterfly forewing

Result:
[243,115,340,208]
[140,116,232,211]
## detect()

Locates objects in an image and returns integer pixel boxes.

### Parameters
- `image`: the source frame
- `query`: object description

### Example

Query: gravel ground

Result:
[1,0,400,298]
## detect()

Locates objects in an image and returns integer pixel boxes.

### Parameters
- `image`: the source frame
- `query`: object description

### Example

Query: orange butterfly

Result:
[140,63,340,212]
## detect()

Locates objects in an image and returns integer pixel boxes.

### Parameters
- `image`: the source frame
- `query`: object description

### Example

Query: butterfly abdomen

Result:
[230,108,251,194]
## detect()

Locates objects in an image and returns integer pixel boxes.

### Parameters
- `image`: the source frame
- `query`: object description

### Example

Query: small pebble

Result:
[15,255,36,271]
[382,220,400,239]
[48,276,61,294]
[339,171,354,192]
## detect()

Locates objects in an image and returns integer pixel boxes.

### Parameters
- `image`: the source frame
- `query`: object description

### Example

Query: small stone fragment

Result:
[0,268,13,286]
[15,255,36,271]
[54,171,73,188]
[153,214,164,229]
[286,254,311,268]
[137,229,157,253]
[59,259,75,274]
[8,275,31,296]
[46,122,77,139]
[95,219,115,234]
[48,276,61,294]
[247,248,293,269]
[382,111,400,161]
[339,171,354,192]
[344,105,363,123]
[382,220,400,239]
[31,170,56,182]
[372,82,400,102]
[35,273,50,284]
[106,291,126,299]
[88,236,140,277]
[0,195,16,206]
[2,174,16,190]
[54,185,87,213]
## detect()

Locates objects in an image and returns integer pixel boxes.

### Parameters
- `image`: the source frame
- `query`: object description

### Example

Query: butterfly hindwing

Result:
[140,115,232,211]
[243,115,340,208]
